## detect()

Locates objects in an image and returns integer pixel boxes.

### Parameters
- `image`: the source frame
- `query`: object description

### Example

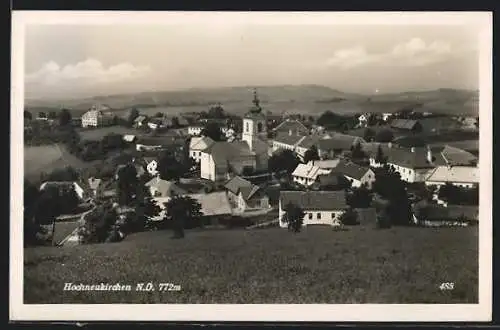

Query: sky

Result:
[24,23,480,99]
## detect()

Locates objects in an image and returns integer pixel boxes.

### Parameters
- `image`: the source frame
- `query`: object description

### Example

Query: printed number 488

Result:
[439,282,455,290]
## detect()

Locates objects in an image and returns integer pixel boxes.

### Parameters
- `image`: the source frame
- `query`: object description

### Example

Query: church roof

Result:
[244,88,266,120]
[204,141,256,166]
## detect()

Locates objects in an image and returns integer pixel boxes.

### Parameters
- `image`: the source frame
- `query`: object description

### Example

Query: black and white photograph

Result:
[11,11,492,322]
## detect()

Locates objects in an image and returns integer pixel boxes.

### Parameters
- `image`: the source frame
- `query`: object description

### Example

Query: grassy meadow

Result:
[24,226,478,304]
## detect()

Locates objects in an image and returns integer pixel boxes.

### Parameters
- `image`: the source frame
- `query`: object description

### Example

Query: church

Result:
[200,90,269,183]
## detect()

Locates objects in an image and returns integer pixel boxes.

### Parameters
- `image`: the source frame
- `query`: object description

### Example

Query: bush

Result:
[339,208,359,225]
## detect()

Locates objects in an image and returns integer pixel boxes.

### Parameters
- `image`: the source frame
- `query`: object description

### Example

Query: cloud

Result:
[324,38,453,70]
[26,58,152,87]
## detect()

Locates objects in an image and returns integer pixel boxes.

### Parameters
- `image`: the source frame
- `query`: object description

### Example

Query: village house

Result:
[188,124,203,136]
[272,119,309,136]
[189,136,215,163]
[278,190,348,227]
[382,113,393,122]
[143,157,159,176]
[133,115,147,128]
[317,133,366,159]
[294,134,324,161]
[85,177,116,200]
[333,160,375,189]
[310,172,346,191]
[382,147,440,183]
[122,134,137,143]
[224,176,270,212]
[390,119,423,133]
[151,191,233,225]
[145,177,187,198]
[425,165,479,189]
[271,131,307,154]
[80,104,114,128]
[200,90,269,182]
[39,181,85,200]
[357,113,370,128]
[306,159,340,171]
[292,163,331,186]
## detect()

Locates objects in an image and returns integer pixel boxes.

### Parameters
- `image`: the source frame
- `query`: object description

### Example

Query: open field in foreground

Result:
[24,226,478,304]
[24,144,92,182]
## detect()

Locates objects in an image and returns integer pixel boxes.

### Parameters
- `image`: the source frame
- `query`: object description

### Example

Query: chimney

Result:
[426,145,433,163]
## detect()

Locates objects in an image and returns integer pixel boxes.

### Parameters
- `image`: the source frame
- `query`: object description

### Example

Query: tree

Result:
[24,110,33,121]
[127,108,140,127]
[268,149,300,177]
[154,112,164,118]
[374,129,394,143]
[200,122,225,141]
[303,145,320,164]
[208,104,226,118]
[101,133,126,152]
[281,202,305,233]
[131,184,161,232]
[363,128,375,142]
[372,165,412,226]
[58,109,72,126]
[79,203,117,244]
[158,151,186,182]
[117,164,139,206]
[351,141,366,159]
[339,208,359,225]
[46,166,79,182]
[164,196,203,238]
[171,116,180,128]
[374,145,387,165]
[347,186,372,208]
[438,183,478,206]
[24,180,43,246]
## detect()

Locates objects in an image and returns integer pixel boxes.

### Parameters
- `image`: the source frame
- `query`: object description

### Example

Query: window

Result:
[257,122,263,133]
[331,213,336,219]
[245,122,249,132]
[308,213,312,219]
[317,213,321,219]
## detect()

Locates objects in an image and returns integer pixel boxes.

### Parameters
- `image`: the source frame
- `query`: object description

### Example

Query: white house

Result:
[272,131,307,154]
[133,115,147,128]
[272,119,309,136]
[224,176,270,212]
[333,160,375,189]
[382,113,393,122]
[292,163,331,186]
[144,177,187,198]
[425,166,479,188]
[189,136,215,163]
[357,113,370,127]
[294,135,324,161]
[143,157,159,176]
[188,125,203,136]
[81,106,114,128]
[279,190,348,228]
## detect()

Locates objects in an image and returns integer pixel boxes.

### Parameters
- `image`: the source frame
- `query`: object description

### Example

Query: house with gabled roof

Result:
[295,134,324,161]
[189,136,215,163]
[425,165,479,189]
[271,131,307,154]
[292,163,331,186]
[333,160,375,189]
[145,177,187,198]
[317,134,366,159]
[272,118,309,136]
[279,190,348,227]
[390,119,423,133]
[224,176,270,212]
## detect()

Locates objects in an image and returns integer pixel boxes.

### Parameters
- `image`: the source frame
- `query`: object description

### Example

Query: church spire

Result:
[252,88,261,112]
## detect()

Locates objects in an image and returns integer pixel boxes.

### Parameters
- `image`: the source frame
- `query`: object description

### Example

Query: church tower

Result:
[242,89,269,171]
[242,89,267,150]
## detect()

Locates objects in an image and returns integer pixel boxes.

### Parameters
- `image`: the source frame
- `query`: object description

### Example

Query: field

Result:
[77,126,139,141]
[24,144,92,182]
[24,226,478,304]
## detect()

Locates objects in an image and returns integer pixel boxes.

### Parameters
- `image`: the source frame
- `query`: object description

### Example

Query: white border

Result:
[11,11,493,322]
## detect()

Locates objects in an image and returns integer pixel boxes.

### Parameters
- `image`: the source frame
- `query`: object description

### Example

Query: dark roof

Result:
[224,176,261,200]
[362,142,393,158]
[390,119,421,130]
[314,172,341,186]
[273,132,307,146]
[386,147,446,169]
[204,141,255,166]
[297,134,322,149]
[333,160,371,180]
[317,134,363,152]
[280,190,348,211]
[244,110,267,120]
[273,119,309,134]
[441,145,478,166]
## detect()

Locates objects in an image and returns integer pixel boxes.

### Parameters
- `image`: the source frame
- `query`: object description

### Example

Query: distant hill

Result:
[24,85,479,117]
